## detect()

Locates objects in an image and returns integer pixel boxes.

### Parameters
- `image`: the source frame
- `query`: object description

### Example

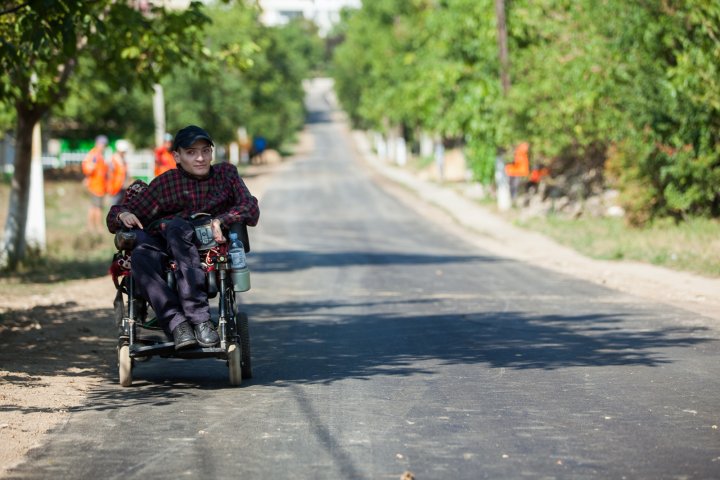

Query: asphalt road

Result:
[7,81,720,480]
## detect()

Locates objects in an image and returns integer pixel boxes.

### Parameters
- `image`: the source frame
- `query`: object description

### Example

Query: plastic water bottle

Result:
[228,232,246,270]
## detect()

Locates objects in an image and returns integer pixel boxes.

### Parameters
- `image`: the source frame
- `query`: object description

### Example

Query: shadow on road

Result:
[306,109,332,124]
[11,281,710,413]
[0,302,115,377]
[242,298,714,386]
[52,291,715,410]
[248,250,500,273]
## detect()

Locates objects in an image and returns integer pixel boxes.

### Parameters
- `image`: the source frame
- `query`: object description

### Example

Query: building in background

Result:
[137,1,360,36]
[258,0,360,36]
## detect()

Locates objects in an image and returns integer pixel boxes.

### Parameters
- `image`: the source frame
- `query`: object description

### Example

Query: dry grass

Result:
[0,177,115,284]
[517,215,720,278]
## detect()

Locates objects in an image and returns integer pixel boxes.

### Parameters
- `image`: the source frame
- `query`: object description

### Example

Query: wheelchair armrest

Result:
[229,223,250,253]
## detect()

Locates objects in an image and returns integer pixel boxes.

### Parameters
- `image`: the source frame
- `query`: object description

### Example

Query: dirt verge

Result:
[0,156,293,477]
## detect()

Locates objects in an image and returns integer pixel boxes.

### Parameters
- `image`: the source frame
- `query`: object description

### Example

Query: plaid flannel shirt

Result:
[106,163,259,235]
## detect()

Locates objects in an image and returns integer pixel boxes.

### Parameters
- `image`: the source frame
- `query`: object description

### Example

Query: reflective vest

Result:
[106,153,127,196]
[505,142,530,177]
[154,146,176,177]
[82,146,108,196]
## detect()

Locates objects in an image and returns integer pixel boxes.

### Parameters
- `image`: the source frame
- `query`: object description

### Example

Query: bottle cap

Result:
[229,232,237,240]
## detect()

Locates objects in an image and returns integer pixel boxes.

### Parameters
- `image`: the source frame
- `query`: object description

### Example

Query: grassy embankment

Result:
[517,215,720,278]
[406,154,720,278]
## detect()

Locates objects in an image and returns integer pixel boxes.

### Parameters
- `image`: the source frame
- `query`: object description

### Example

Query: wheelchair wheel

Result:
[236,311,252,379]
[118,344,133,387]
[113,290,124,331]
[227,342,242,386]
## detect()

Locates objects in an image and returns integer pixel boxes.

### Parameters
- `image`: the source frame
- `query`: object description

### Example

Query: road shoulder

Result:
[0,158,288,478]
[348,128,720,323]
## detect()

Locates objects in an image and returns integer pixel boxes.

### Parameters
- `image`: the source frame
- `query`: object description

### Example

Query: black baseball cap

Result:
[171,125,214,151]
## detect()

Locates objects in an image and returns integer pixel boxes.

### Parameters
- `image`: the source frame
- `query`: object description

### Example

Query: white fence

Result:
[39,150,155,182]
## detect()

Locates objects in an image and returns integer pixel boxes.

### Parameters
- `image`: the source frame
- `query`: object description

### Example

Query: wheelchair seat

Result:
[110,214,254,387]
[110,217,251,299]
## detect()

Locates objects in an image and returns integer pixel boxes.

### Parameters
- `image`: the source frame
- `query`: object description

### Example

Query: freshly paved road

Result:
[7,80,719,479]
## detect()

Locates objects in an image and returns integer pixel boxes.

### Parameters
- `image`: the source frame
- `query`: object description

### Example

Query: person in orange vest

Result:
[154,133,176,177]
[528,162,550,194]
[505,141,530,200]
[82,135,109,232]
[107,140,129,205]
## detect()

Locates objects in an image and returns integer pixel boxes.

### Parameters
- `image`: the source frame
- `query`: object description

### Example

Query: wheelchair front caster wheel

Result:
[118,345,133,387]
[227,342,242,387]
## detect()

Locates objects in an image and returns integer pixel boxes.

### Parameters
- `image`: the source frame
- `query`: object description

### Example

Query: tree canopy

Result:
[332,0,720,223]
[165,3,321,148]
[1,0,325,270]
[0,0,219,269]
[49,2,321,150]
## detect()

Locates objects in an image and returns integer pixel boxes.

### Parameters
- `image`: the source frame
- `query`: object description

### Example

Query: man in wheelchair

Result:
[106,125,259,351]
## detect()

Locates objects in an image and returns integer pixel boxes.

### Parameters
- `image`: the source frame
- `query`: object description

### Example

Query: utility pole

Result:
[495,0,510,96]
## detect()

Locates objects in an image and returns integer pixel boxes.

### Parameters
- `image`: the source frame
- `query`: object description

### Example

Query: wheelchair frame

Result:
[112,222,252,387]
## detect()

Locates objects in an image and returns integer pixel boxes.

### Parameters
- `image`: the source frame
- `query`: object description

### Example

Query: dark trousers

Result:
[509,176,522,199]
[131,218,209,333]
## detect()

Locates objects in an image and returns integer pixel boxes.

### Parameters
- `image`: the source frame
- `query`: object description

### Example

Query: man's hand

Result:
[211,218,226,243]
[118,211,143,230]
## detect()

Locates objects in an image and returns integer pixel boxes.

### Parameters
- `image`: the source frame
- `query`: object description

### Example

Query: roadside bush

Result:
[464,138,495,185]
[607,133,720,226]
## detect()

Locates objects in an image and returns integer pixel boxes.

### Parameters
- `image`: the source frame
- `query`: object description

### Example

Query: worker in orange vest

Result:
[505,142,530,200]
[528,162,550,195]
[107,140,129,205]
[154,133,176,177]
[82,135,109,232]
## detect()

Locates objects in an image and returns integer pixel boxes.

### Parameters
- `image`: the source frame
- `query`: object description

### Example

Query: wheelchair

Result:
[110,214,253,387]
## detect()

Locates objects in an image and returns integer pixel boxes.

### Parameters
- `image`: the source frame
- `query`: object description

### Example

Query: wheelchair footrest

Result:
[130,342,228,359]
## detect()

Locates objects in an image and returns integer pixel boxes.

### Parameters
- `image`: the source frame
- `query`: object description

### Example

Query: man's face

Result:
[174,139,213,177]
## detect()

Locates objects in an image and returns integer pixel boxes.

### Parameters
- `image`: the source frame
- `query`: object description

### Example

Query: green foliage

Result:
[599,1,720,222]
[50,56,154,145]
[0,102,13,132]
[0,0,225,270]
[49,2,321,150]
[0,1,212,111]
[332,0,720,223]
[164,4,319,148]
[464,137,496,185]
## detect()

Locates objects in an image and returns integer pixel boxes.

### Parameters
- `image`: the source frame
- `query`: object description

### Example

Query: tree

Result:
[49,55,156,147]
[333,0,501,182]
[332,0,720,220]
[602,0,720,221]
[49,2,320,152]
[164,4,320,149]
[506,0,720,221]
[0,0,213,270]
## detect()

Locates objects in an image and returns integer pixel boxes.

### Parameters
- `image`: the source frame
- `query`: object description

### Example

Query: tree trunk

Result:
[495,0,511,95]
[0,104,43,270]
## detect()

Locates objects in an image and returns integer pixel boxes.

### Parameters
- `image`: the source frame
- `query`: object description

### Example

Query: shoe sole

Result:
[175,338,198,350]
[196,338,220,348]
